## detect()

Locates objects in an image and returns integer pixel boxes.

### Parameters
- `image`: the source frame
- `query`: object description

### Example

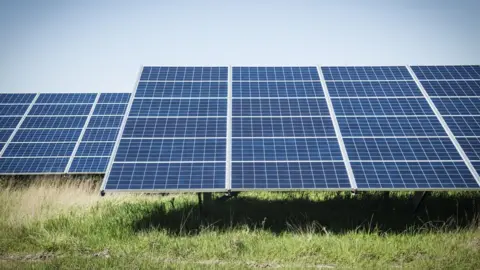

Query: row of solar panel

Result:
[0,93,130,104]
[0,93,130,174]
[138,66,480,81]
[133,81,480,97]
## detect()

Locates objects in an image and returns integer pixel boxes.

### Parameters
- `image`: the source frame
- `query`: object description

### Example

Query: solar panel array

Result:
[0,93,130,174]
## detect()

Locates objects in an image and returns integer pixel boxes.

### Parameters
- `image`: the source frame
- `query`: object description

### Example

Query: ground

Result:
[0,176,479,269]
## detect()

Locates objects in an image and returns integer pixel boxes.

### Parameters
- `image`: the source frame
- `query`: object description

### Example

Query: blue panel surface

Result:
[36,93,97,104]
[232,138,342,161]
[232,81,323,98]
[115,139,226,162]
[130,99,227,117]
[87,116,123,128]
[412,65,480,80]
[326,81,421,97]
[232,117,335,137]
[93,104,128,115]
[76,142,115,156]
[123,117,226,138]
[232,66,320,81]
[21,116,87,129]
[432,98,480,115]
[232,98,329,116]
[421,81,480,97]
[3,142,75,157]
[0,158,69,173]
[338,116,446,137]
[457,138,480,161]
[29,104,92,116]
[141,66,228,81]
[344,138,461,161]
[352,162,479,189]
[231,162,350,189]
[69,157,109,173]
[0,105,29,116]
[0,130,13,142]
[332,98,433,116]
[444,116,480,136]
[0,117,21,128]
[0,94,35,104]
[105,162,226,190]
[136,82,228,98]
[82,128,119,142]
[98,93,131,103]
[322,66,412,81]
[13,129,81,142]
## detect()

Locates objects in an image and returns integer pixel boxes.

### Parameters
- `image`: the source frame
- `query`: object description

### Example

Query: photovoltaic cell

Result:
[141,66,228,81]
[130,99,227,117]
[231,138,342,161]
[0,130,13,142]
[0,105,29,116]
[322,66,413,81]
[326,81,421,97]
[232,98,329,116]
[29,104,92,116]
[432,98,480,115]
[344,138,461,161]
[136,82,228,98]
[457,138,480,161]
[98,93,131,103]
[21,116,87,129]
[105,162,226,190]
[351,162,479,189]
[82,129,119,142]
[123,117,226,138]
[69,157,109,173]
[421,81,480,97]
[332,98,434,116]
[411,65,480,80]
[93,104,128,115]
[232,117,335,137]
[87,116,123,128]
[0,158,69,173]
[232,66,320,81]
[443,116,480,136]
[12,129,81,142]
[115,139,226,162]
[0,94,35,104]
[232,81,323,98]
[36,93,97,104]
[3,142,75,157]
[231,162,350,189]
[0,117,21,128]
[337,116,446,137]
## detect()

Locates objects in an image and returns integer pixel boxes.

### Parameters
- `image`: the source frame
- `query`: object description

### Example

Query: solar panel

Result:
[233,81,323,98]
[232,117,335,137]
[332,98,434,116]
[326,81,422,97]
[103,66,228,192]
[0,94,36,104]
[0,105,30,116]
[411,65,480,80]
[232,99,329,116]
[93,104,128,115]
[322,66,412,81]
[0,93,130,174]
[232,67,320,81]
[421,81,480,96]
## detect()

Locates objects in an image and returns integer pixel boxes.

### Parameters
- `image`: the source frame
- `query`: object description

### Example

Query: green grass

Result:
[0,177,479,269]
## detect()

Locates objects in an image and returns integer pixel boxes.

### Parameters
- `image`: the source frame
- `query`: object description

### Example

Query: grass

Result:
[0,176,479,269]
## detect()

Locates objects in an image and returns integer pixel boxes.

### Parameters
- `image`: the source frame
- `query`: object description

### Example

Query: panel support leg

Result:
[412,191,428,213]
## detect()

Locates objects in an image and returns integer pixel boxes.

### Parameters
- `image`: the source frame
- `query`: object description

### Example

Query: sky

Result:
[0,0,479,93]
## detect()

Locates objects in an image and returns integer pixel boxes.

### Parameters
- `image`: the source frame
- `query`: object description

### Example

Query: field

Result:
[0,176,479,269]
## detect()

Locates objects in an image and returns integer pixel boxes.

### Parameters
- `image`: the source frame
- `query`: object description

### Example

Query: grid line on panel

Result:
[0,93,39,158]
[317,66,357,189]
[407,66,480,186]
[65,93,100,173]
[101,67,144,192]
[226,66,232,189]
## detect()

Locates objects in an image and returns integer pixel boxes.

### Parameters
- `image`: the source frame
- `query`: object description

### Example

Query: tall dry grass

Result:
[0,176,102,227]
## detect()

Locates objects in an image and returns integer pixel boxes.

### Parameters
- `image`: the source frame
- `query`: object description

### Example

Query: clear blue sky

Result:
[0,0,479,93]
